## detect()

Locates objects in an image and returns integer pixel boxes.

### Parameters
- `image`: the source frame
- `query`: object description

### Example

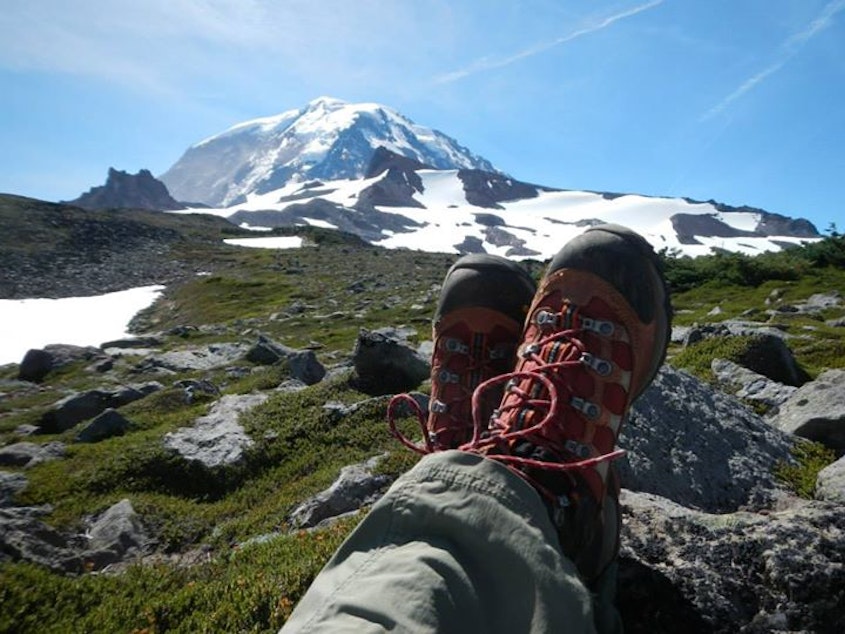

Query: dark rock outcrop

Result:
[75,409,136,443]
[245,336,326,385]
[66,168,187,211]
[18,344,107,383]
[351,328,430,395]
[38,383,162,433]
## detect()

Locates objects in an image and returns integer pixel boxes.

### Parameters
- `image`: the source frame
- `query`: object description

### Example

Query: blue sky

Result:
[1,0,843,233]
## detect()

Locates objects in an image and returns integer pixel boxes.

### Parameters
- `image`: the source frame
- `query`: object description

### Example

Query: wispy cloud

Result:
[433,0,664,84]
[703,0,845,120]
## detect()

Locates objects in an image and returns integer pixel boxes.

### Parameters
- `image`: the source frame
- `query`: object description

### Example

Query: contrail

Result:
[434,0,664,84]
[703,0,845,120]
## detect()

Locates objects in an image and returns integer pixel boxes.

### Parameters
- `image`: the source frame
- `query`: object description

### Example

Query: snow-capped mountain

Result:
[169,147,820,259]
[160,97,495,207]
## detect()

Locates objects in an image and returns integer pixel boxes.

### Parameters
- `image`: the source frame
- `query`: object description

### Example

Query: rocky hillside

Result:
[1,224,844,632]
[0,194,348,299]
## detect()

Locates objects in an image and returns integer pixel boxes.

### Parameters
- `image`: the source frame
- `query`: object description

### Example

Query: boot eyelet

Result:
[581,352,613,377]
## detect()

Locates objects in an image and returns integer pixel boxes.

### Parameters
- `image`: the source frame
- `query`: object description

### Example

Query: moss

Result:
[774,440,837,499]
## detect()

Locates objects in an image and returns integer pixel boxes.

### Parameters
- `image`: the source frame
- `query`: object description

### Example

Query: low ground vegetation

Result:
[1,227,843,632]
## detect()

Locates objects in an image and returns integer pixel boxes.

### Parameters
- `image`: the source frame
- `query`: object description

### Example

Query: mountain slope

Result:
[160,97,496,207]
[175,149,820,259]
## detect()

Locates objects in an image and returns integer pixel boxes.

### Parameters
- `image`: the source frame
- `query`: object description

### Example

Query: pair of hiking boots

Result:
[389,224,672,587]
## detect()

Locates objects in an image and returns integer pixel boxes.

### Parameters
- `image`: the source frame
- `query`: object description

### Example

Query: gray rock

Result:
[289,456,391,528]
[75,408,136,443]
[38,382,162,433]
[770,369,845,455]
[135,343,248,373]
[82,499,149,568]
[670,325,691,344]
[0,441,66,468]
[619,366,794,512]
[0,504,82,573]
[826,316,845,328]
[164,393,268,468]
[815,455,845,503]
[619,490,844,633]
[352,328,431,395]
[796,291,841,313]
[710,358,797,412]
[0,471,27,507]
[18,344,107,383]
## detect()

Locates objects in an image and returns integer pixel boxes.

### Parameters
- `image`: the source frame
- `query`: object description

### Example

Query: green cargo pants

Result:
[281,450,618,633]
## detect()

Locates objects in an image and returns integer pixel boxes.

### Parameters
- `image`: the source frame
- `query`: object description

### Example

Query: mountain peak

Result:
[160,98,496,207]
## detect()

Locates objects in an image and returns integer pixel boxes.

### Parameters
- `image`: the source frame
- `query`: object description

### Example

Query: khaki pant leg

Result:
[281,451,596,634]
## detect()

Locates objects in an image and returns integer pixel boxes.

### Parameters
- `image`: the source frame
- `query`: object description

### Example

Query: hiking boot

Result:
[389,253,536,452]
[475,224,671,582]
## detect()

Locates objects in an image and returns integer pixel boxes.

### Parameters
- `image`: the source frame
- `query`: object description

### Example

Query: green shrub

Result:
[774,440,837,499]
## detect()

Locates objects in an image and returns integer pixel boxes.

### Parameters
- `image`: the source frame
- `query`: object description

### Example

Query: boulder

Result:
[0,505,82,573]
[352,328,430,395]
[0,441,66,468]
[164,393,268,468]
[815,455,845,503]
[710,358,797,413]
[75,408,136,443]
[18,344,106,383]
[618,491,844,633]
[734,334,810,386]
[38,382,162,433]
[289,456,391,528]
[246,335,326,385]
[769,369,845,455]
[82,499,149,569]
[619,366,794,512]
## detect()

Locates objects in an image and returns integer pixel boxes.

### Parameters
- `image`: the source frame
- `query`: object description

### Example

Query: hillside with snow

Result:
[169,153,819,259]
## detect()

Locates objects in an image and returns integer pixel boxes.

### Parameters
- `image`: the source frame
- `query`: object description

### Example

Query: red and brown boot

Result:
[389,253,536,452]
[471,224,671,584]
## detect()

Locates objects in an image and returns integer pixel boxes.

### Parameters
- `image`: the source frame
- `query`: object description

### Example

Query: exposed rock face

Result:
[289,456,391,529]
[458,169,545,209]
[670,213,754,244]
[620,366,794,512]
[619,491,844,634]
[710,357,797,413]
[0,499,149,573]
[770,369,845,455]
[133,344,248,374]
[164,393,269,468]
[66,168,187,211]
